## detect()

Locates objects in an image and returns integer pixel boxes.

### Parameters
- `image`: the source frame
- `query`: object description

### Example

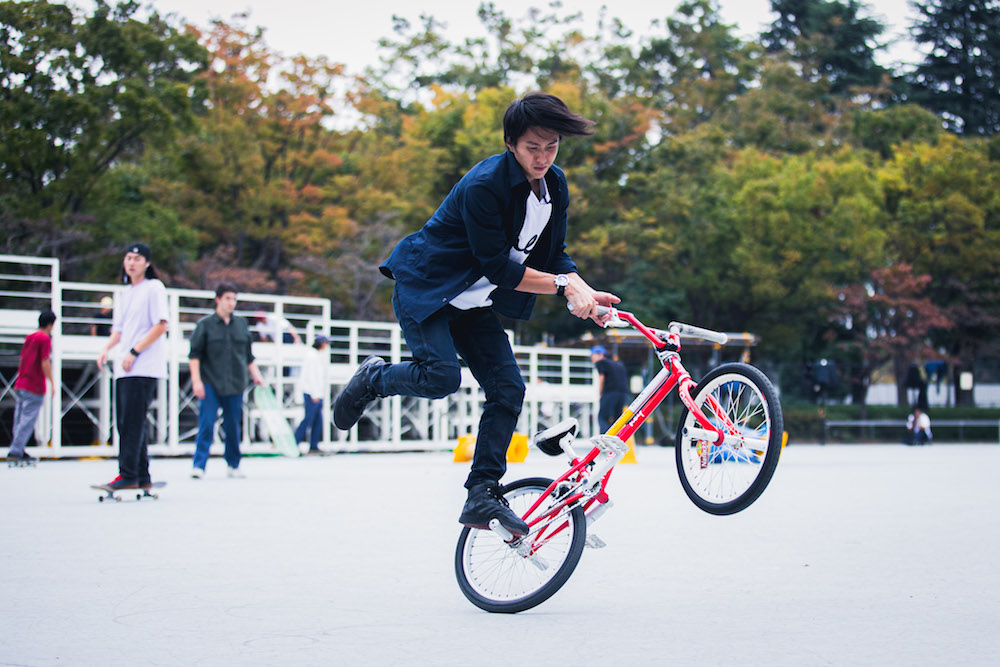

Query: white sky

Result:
[143,0,922,74]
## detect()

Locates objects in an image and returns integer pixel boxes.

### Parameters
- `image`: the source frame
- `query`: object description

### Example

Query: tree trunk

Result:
[893,354,910,406]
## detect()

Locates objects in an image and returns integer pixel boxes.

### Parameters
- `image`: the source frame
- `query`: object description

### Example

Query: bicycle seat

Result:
[532,418,578,456]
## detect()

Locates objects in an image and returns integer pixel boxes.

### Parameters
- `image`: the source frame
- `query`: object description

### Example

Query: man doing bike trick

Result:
[334,92,619,536]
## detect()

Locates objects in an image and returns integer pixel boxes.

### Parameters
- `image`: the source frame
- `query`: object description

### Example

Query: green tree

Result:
[908,0,1000,135]
[848,104,942,159]
[762,0,889,96]
[715,55,835,154]
[706,147,889,357]
[880,134,1000,403]
[619,0,760,131]
[831,264,953,406]
[0,0,207,271]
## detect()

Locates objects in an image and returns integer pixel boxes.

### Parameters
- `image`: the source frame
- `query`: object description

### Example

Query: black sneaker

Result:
[7,451,36,465]
[333,356,386,430]
[458,482,530,537]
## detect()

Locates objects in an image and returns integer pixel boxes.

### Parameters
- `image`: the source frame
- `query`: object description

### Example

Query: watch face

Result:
[555,274,569,287]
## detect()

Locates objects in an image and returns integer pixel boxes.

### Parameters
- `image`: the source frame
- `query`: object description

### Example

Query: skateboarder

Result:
[96,242,169,491]
[189,283,264,478]
[6,310,57,465]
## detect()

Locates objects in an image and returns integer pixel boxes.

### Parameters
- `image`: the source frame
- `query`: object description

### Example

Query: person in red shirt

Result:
[6,310,56,464]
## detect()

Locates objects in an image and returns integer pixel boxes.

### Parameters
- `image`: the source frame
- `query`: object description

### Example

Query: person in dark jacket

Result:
[334,92,619,536]
[591,345,630,431]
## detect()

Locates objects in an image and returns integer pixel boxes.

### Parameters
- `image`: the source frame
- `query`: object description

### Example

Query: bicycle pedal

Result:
[585,534,607,549]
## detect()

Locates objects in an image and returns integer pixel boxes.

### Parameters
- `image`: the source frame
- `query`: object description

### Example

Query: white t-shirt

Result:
[907,412,932,437]
[255,315,294,342]
[112,278,169,379]
[298,346,327,398]
[451,179,552,310]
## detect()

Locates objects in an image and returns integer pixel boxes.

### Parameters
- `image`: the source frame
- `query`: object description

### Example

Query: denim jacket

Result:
[380,150,578,323]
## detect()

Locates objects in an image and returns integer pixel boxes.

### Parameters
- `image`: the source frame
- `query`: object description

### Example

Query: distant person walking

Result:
[189,284,265,478]
[5,310,57,465]
[295,335,330,454]
[591,345,629,431]
[96,242,169,491]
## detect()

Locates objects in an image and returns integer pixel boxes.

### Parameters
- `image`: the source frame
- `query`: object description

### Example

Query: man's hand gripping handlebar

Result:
[569,303,729,346]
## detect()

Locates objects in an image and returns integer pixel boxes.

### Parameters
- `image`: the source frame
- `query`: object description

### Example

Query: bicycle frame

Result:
[519,308,731,548]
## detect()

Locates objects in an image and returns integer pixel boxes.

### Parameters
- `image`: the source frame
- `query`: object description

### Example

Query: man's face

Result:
[122,252,149,281]
[216,292,238,317]
[507,126,560,181]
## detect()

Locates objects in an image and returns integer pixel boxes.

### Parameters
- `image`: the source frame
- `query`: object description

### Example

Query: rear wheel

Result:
[455,477,586,613]
[676,363,783,515]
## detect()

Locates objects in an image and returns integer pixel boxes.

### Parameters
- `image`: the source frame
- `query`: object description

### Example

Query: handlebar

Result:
[569,303,728,345]
[667,322,728,346]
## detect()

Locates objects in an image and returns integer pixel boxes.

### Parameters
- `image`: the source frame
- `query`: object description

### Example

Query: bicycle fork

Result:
[491,434,629,564]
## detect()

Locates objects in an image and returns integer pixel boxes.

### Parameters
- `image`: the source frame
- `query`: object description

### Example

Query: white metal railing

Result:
[0,254,598,458]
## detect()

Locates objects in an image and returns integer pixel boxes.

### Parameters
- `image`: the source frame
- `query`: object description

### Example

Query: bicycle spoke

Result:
[456,479,586,612]
[676,364,782,515]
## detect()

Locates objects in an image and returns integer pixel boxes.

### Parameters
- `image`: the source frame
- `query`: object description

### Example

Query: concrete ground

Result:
[2,443,998,666]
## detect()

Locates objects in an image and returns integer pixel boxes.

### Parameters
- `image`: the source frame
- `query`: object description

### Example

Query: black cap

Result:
[125,242,152,262]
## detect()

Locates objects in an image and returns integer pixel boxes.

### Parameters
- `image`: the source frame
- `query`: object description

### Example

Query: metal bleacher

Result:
[0,255,598,459]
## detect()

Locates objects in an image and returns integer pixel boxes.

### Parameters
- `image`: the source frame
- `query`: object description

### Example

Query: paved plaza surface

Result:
[2,442,998,666]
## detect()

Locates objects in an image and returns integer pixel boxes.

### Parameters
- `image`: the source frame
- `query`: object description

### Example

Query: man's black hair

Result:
[503,92,596,146]
[215,282,239,298]
[38,310,57,328]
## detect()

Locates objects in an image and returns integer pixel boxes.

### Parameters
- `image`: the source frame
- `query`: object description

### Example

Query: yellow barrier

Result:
[620,435,637,464]
[507,433,528,462]
[453,434,476,462]
[453,433,529,463]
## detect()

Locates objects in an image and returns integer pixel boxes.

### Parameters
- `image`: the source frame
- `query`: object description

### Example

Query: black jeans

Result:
[599,391,630,432]
[115,377,157,482]
[372,291,525,488]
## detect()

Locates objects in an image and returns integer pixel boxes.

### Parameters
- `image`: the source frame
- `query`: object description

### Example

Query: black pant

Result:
[599,392,630,432]
[115,377,157,482]
[374,292,525,488]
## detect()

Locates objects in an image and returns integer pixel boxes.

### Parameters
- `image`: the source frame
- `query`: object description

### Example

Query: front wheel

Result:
[676,363,784,515]
[455,477,586,613]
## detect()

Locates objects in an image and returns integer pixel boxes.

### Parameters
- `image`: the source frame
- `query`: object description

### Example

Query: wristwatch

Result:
[554,274,569,297]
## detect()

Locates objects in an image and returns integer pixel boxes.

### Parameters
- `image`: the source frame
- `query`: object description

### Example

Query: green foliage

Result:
[2,1,998,405]
[908,0,1000,135]
[762,0,890,96]
[849,104,943,159]
[0,1,207,214]
[0,0,207,272]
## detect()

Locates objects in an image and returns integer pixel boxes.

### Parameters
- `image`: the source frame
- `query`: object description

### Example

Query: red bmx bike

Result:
[455,306,784,613]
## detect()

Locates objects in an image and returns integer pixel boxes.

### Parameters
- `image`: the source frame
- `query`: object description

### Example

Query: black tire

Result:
[455,477,587,613]
[675,363,784,515]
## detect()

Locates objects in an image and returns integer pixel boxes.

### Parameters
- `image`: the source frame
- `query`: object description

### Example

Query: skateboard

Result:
[252,385,301,457]
[7,458,38,468]
[91,481,166,503]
